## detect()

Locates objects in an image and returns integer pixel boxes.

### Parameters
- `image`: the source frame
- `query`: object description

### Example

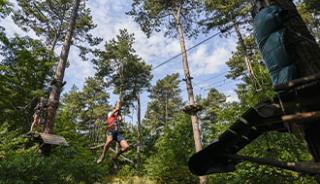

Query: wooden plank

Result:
[39,133,69,146]
[274,73,320,91]
[282,111,320,123]
[253,111,320,127]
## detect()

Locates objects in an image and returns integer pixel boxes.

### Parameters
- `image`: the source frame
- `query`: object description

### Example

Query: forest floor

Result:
[104,176,156,184]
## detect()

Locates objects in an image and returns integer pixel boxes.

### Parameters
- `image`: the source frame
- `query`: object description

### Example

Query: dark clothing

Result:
[107,130,125,143]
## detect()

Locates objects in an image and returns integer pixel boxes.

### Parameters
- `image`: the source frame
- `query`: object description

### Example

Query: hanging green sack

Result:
[254,4,297,85]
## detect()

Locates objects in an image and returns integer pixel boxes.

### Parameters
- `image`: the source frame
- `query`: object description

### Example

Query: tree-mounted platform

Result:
[23,132,69,146]
[188,74,320,176]
[182,104,203,115]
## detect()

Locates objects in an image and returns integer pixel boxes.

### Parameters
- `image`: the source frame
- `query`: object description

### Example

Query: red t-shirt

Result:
[107,112,118,130]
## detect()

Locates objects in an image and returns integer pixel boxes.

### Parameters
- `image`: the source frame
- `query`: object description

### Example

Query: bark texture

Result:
[233,20,260,89]
[175,8,207,184]
[44,0,81,134]
[136,94,142,169]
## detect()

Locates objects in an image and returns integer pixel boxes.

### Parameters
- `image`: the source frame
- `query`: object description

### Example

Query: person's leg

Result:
[30,114,40,132]
[113,134,129,160]
[97,135,113,164]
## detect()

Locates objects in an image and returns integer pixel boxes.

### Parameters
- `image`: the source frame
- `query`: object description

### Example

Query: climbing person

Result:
[29,97,47,132]
[97,101,129,164]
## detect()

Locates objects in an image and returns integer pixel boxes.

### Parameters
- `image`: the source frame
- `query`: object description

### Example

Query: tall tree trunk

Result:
[165,90,168,124]
[136,94,142,169]
[233,20,260,88]
[44,0,81,134]
[175,10,207,184]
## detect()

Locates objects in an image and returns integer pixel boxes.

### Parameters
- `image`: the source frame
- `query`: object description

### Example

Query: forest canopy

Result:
[1,0,320,184]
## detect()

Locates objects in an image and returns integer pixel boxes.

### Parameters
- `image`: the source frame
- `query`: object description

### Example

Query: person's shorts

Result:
[107,130,125,143]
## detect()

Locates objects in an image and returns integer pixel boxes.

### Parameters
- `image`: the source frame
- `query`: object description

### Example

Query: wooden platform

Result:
[39,133,69,146]
[24,132,69,146]
[182,104,203,114]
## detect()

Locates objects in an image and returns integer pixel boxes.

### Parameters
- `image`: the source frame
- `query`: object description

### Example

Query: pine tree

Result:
[95,29,152,168]
[202,0,261,88]
[80,77,110,123]
[13,0,101,55]
[144,73,183,136]
[297,0,320,42]
[0,0,11,19]
[128,1,207,182]
[44,0,81,134]
[0,36,55,130]
[61,77,110,130]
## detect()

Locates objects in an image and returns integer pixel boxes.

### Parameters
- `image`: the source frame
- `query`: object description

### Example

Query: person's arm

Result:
[34,103,40,111]
[118,115,123,122]
[111,101,121,115]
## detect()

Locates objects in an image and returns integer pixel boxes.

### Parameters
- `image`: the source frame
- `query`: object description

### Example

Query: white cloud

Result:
[1,16,37,38]
[87,0,182,67]
[225,90,239,102]
[189,44,232,76]
[64,47,96,91]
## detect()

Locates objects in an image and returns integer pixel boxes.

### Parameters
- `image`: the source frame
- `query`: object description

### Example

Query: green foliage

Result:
[226,35,274,106]
[207,132,316,184]
[0,0,11,18]
[0,35,55,130]
[141,73,184,161]
[12,0,102,57]
[197,88,227,144]
[0,123,105,184]
[201,0,251,33]
[144,112,198,184]
[127,0,205,38]
[2,1,320,183]
[297,1,320,43]
[80,77,110,120]
[144,73,183,134]
[61,85,84,121]
[61,77,110,127]
[95,29,152,110]
[303,0,320,13]
[226,36,255,80]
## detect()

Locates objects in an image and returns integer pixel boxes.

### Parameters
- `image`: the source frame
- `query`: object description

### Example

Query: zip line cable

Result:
[151,31,222,70]
[193,70,230,87]
[198,79,241,92]
[199,78,228,89]
[131,77,240,118]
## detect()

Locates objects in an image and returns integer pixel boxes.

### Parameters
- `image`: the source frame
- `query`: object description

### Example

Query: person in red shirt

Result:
[97,101,129,164]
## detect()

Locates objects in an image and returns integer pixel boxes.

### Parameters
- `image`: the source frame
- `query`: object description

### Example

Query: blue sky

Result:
[2,0,241,122]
